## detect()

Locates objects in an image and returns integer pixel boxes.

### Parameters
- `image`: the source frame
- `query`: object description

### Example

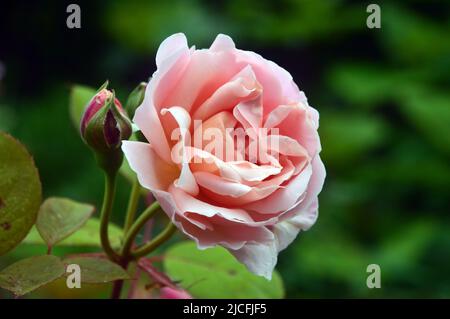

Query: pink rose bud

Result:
[81,81,132,173]
[160,287,192,299]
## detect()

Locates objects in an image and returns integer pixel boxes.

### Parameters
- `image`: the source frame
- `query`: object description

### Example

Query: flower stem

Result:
[123,177,141,234]
[127,220,153,299]
[111,280,125,299]
[131,222,177,259]
[110,260,129,299]
[121,202,161,258]
[100,173,121,262]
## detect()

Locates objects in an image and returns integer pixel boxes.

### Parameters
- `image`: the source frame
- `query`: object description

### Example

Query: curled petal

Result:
[122,141,178,191]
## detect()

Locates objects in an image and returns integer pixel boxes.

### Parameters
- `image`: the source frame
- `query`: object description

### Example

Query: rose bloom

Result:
[123,33,325,279]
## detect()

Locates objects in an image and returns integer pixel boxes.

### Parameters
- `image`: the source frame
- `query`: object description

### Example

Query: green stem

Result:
[131,222,177,259]
[100,173,121,262]
[121,202,161,258]
[123,178,141,234]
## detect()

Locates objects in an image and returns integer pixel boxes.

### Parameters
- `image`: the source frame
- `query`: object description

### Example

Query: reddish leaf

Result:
[138,258,177,289]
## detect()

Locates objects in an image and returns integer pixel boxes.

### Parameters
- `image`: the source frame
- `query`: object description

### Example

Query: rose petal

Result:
[169,184,254,223]
[283,154,326,222]
[163,49,239,112]
[193,65,260,121]
[244,163,312,214]
[210,34,236,52]
[134,38,190,163]
[229,242,277,280]
[153,189,274,251]
[161,106,199,195]
[156,33,189,68]
[194,171,252,198]
[122,141,178,191]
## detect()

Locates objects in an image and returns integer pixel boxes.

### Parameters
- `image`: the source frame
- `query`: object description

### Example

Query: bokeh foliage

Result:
[0,0,449,298]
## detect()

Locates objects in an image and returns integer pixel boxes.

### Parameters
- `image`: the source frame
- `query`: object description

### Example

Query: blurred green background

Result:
[0,0,449,298]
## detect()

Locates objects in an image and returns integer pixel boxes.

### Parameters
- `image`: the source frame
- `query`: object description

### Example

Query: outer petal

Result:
[284,154,326,222]
[271,210,318,254]
[180,217,274,251]
[134,36,190,163]
[156,33,189,68]
[230,242,277,280]
[231,155,325,279]
[163,48,239,112]
[271,154,326,253]
[234,49,306,113]
[210,34,235,52]
[122,141,179,191]
[152,188,275,251]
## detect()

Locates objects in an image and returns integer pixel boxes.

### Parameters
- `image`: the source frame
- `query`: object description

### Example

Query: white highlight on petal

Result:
[230,242,277,280]
[156,33,188,67]
[210,34,236,52]
[161,106,199,196]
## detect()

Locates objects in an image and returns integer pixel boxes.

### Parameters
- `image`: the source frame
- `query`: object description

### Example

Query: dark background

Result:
[0,0,449,298]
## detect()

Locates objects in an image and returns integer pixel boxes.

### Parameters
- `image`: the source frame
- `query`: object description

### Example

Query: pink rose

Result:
[122,33,325,279]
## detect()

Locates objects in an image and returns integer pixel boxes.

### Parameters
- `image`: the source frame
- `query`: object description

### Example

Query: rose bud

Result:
[81,82,132,173]
[160,287,192,299]
[125,82,147,117]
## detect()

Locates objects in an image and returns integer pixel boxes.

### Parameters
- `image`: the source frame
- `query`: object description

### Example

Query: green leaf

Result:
[328,65,400,107]
[320,112,388,166]
[381,5,450,63]
[375,220,436,279]
[292,231,369,289]
[164,242,284,299]
[0,132,42,256]
[69,85,96,129]
[36,197,95,249]
[398,89,450,155]
[0,255,65,296]
[24,218,123,249]
[63,257,130,283]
